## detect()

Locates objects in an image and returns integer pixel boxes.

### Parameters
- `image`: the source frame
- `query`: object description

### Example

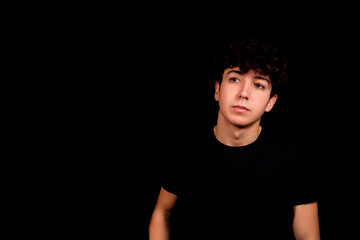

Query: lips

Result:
[232,105,249,112]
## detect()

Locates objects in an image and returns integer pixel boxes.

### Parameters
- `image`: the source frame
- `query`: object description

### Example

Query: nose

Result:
[237,82,250,100]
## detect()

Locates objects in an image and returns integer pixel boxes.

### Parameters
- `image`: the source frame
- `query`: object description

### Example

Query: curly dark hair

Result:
[212,35,290,97]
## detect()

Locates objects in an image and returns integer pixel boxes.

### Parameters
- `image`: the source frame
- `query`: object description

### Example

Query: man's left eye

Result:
[255,83,264,89]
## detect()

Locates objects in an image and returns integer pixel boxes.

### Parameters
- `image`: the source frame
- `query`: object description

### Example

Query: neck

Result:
[214,117,262,147]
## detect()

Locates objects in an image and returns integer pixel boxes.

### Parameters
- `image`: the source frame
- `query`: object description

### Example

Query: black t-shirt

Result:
[161,127,319,240]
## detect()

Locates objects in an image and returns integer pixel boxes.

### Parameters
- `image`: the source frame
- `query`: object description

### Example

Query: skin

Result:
[149,67,321,240]
[149,187,178,240]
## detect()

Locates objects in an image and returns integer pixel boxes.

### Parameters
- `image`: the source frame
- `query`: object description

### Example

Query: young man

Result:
[149,36,321,240]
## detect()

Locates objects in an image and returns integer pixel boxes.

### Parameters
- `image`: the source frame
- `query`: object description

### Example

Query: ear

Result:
[214,82,220,101]
[265,94,278,112]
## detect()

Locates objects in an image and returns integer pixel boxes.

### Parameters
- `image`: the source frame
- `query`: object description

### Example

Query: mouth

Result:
[232,105,249,113]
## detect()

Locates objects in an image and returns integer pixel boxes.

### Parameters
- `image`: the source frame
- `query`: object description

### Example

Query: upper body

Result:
[149,35,321,240]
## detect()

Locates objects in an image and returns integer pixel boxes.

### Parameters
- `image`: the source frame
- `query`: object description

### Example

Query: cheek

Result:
[218,94,231,114]
[220,86,235,99]
[218,95,228,109]
[253,94,272,111]
[218,89,232,105]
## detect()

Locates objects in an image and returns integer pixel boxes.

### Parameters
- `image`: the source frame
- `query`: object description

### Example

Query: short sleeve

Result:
[159,145,186,196]
[290,145,320,206]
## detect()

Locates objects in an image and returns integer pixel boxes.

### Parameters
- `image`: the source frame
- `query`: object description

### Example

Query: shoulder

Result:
[259,130,312,166]
[176,125,217,150]
[261,130,306,151]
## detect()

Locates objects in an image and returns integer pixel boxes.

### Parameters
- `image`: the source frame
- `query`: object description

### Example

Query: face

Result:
[214,67,277,128]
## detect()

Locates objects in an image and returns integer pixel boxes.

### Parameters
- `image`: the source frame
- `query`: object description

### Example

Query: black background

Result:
[53,9,359,239]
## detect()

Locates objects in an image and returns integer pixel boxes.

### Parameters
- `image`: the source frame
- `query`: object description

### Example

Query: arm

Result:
[293,201,321,240]
[149,187,178,240]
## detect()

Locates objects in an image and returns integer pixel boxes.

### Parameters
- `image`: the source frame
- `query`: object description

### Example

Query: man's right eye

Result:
[230,78,239,83]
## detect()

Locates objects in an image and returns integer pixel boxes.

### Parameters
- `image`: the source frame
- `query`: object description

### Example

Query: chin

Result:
[230,118,259,129]
[231,121,252,128]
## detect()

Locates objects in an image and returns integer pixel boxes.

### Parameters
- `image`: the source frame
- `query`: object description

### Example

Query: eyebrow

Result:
[226,70,270,83]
